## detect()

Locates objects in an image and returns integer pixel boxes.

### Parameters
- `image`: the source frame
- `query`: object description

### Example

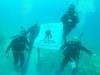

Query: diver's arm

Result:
[80,45,93,55]
[25,38,31,46]
[5,43,11,54]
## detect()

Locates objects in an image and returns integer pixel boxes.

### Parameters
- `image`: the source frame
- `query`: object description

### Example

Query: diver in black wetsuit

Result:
[61,4,79,44]
[5,30,30,70]
[57,37,95,75]
[45,29,52,41]
[26,23,40,57]
[25,23,40,72]
[26,24,40,49]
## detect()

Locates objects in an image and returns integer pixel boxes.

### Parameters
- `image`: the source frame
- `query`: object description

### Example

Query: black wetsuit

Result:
[6,35,29,68]
[27,25,40,46]
[59,41,92,75]
[45,30,52,40]
[61,13,79,43]
[26,25,40,65]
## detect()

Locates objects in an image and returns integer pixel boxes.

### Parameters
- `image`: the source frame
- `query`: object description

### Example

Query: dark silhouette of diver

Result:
[56,37,95,75]
[61,4,79,44]
[5,30,30,71]
[45,29,52,41]
[26,23,40,54]
[25,23,40,71]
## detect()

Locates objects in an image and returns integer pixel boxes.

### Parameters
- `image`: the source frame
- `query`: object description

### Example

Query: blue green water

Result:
[0,0,100,75]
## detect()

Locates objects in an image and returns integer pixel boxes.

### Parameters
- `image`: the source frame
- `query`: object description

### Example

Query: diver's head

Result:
[20,30,26,36]
[68,4,76,15]
[19,26,26,36]
[20,26,26,36]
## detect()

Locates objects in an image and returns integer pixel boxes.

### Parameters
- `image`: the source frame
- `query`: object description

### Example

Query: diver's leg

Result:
[50,33,52,38]
[20,53,25,68]
[48,35,50,41]
[20,52,27,75]
[47,34,49,41]
[63,27,73,44]
[63,27,70,44]
[56,56,70,75]
[28,36,34,56]
[60,56,70,72]
[71,58,79,75]
[13,52,19,70]
[27,35,35,65]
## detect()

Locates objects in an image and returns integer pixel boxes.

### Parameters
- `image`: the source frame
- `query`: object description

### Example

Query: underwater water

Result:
[0,0,100,75]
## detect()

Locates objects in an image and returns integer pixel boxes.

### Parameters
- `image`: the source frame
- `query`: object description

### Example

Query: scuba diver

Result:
[27,23,40,43]
[61,4,79,44]
[5,30,30,71]
[56,37,96,75]
[25,23,40,71]
[45,29,52,41]
[26,23,40,59]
